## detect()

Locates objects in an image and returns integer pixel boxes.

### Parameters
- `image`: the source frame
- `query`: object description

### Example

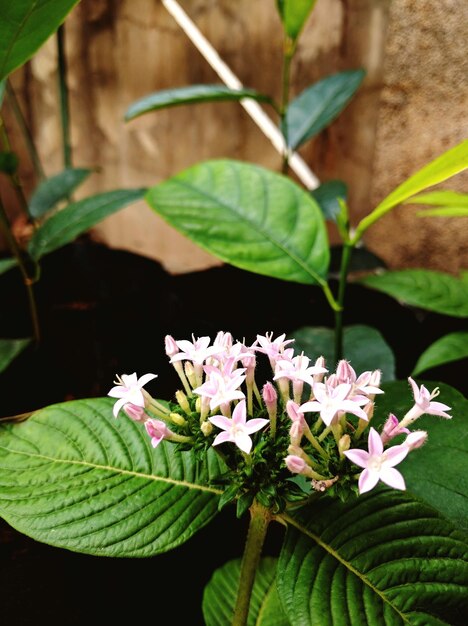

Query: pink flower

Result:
[170,335,218,365]
[401,378,452,426]
[254,332,295,365]
[404,430,428,450]
[123,403,146,422]
[273,353,327,387]
[108,372,158,418]
[209,399,269,454]
[380,413,410,445]
[344,427,409,494]
[145,419,171,448]
[300,382,368,427]
[285,454,307,474]
[193,369,245,411]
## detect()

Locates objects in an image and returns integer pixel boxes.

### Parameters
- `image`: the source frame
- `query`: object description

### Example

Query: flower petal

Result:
[234,431,253,454]
[212,431,233,446]
[343,448,370,469]
[231,400,247,425]
[384,443,409,467]
[108,386,128,399]
[379,467,406,490]
[112,397,127,418]
[209,415,232,431]
[358,469,380,494]
[137,373,158,387]
[368,427,383,456]
[243,418,269,435]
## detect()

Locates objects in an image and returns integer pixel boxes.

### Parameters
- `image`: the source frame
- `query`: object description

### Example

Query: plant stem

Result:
[232,501,272,626]
[57,25,72,170]
[0,115,31,220]
[333,242,353,362]
[0,198,40,343]
[280,37,295,174]
[6,81,45,181]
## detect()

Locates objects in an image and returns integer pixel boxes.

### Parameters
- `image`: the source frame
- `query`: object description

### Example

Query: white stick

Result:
[161,0,320,190]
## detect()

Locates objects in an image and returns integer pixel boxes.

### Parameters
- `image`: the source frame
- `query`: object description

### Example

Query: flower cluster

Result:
[108,331,452,510]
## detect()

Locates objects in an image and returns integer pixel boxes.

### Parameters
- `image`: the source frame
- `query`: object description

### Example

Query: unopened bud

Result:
[195,397,202,413]
[175,390,191,414]
[170,412,187,426]
[184,361,196,388]
[381,413,409,445]
[404,430,428,450]
[285,454,307,474]
[313,356,327,382]
[165,335,179,358]
[336,360,354,384]
[338,434,350,455]
[262,382,277,407]
[124,403,146,422]
[200,421,213,436]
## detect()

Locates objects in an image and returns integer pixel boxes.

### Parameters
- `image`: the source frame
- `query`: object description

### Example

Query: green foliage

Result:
[412,332,468,376]
[203,558,289,626]
[292,324,396,380]
[28,188,146,260]
[29,168,93,219]
[0,257,17,276]
[278,490,468,625]
[406,190,468,217]
[358,269,468,318]
[0,151,19,174]
[125,84,273,121]
[0,398,224,557]
[0,0,80,80]
[375,380,468,528]
[146,159,330,285]
[310,180,348,222]
[276,0,317,40]
[353,140,468,240]
[284,70,365,149]
[0,338,30,373]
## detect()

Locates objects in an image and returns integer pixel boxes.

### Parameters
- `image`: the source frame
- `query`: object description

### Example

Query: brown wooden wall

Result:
[3,0,468,274]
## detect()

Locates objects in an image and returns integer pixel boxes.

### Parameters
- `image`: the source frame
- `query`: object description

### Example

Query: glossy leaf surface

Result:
[284,70,365,149]
[29,168,93,218]
[0,398,223,557]
[358,269,468,318]
[125,84,273,121]
[146,159,330,285]
[203,558,289,626]
[0,0,80,80]
[28,188,146,260]
[0,338,30,374]
[292,324,395,380]
[278,490,468,625]
[412,331,468,376]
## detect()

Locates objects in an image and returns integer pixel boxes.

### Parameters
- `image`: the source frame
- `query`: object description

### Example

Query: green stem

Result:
[57,25,72,170]
[0,198,40,343]
[6,81,45,180]
[333,243,353,363]
[232,501,271,626]
[280,37,295,174]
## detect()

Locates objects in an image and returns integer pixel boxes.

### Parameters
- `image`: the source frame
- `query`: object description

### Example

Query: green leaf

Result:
[355,140,468,240]
[0,257,17,276]
[278,490,468,625]
[0,397,223,557]
[284,70,365,149]
[406,190,468,218]
[28,188,146,260]
[0,78,6,106]
[276,0,317,40]
[358,269,468,318]
[0,151,19,174]
[125,84,274,121]
[203,557,289,626]
[29,168,93,219]
[0,338,31,374]
[0,0,80,81]
[310,180,348,222]
[412,332,468,376]
[292,324,396,380]
[375,380,468,528]
[417,206,468,217]
[146,159,330,285]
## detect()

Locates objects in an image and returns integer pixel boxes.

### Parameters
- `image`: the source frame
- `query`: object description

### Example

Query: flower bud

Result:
[404,430,428,450]
[338,434,351,455]
[123,403,146,422]
[145,418,171,448]
[165,335,179,358]
[175,390,191,414]
[184,361,196,388]
[285,454,307,474]
[313,356,327,383]
[336,360,354,384]
[170,412,187,426]
[200,421,213,436]
[380,413,409,444]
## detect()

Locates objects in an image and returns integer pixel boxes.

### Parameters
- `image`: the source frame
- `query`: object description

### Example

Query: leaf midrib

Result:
[0,445,222,495]
[155,168,326,285]
[280,512,411,624]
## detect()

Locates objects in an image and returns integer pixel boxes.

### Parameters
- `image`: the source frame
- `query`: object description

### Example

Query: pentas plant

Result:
[108,331,452,513]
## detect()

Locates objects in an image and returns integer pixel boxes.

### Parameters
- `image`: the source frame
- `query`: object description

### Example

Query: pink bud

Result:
[404,430,428,450]
[369,369,381,387]
[262,382,277,407]
[285,455,307,474]
[289,420,304,443]
[313,356,327,382]
[381,413,410,444]
[286,399,303,422]
[336,360,355,383]
[124,403,146,422]
[145,418,171,448]
[165,335,179,357]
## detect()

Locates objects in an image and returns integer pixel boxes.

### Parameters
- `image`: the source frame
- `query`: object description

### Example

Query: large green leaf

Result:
[125,84,273,121]
[292,324,396,380]
[278,490,468,625]
[358,269,468,318]
[354,140,468,241]
[203,558,289,626]
[276,0,317,40]
[375,380,467,528]
[284,70,365,149]
[407,190,468,218]
[29,167,93,218]
[0,337,31,374]
[28,188,146,260]
[0,0,80,80]
[146,159,330,285]
[0,398,223,557]
[412,332,468,376]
